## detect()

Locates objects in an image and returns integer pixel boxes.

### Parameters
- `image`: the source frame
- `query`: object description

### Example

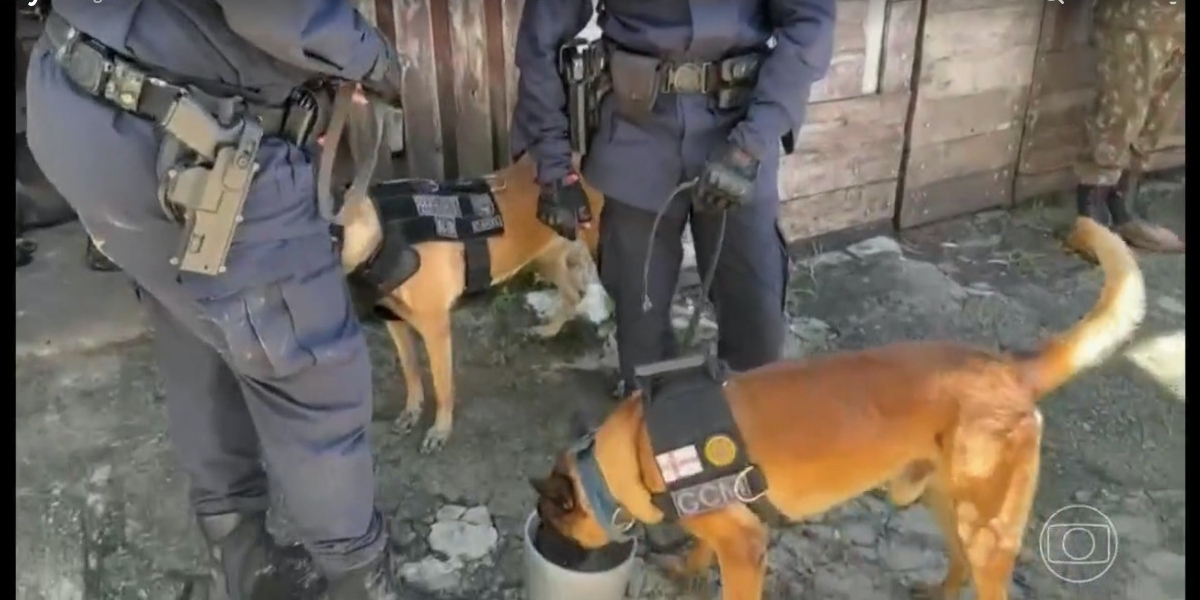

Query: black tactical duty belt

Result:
[658,53,763,94]
[44,13,294,138]
[635,354,789,526]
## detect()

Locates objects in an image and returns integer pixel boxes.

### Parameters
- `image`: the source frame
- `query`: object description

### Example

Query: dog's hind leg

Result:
[384,319,425,434]
[909,483,971,600]
[681,506,768,600]
[950,413,1043,600]
[409,309,456,454]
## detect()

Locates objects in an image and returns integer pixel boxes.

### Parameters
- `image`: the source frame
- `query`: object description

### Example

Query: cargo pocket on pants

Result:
[202,263,365,380]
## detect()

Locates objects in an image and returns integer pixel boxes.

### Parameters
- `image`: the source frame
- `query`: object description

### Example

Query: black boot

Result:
[1074,184,1114,227]
[325,548,400,600]
[196,512,324,600]
[85,236,120,272]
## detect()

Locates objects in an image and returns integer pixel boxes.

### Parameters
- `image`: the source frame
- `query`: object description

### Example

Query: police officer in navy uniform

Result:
[26,1,410,598]
[512,1,835,398]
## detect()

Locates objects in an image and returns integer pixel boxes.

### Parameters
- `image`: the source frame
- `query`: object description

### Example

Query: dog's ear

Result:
[530,473,576,513]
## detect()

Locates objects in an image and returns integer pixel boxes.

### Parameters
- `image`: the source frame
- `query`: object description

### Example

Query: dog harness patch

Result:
[351,177,504,298]
[655,445,704,483]
[635,354,788,525]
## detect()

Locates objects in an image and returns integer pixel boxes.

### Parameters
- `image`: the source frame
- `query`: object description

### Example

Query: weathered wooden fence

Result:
[363,0,1186,242]
[360,0,526,180]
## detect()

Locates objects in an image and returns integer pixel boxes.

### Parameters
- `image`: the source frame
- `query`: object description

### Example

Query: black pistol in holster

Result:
[558,37,608,155]
[157,97,264,276]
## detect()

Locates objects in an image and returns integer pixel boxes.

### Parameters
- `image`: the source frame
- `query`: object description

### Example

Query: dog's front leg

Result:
[384,320,425,434]
[654,540,716,597]
[680,507,768,600]
[528,246,584,339]
[410,309,455,453]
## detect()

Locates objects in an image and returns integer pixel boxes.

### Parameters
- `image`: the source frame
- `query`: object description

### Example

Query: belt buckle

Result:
[668,62,707,93]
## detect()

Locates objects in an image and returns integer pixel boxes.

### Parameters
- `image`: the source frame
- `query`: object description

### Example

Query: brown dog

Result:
[338,152,604,453]
[532,217,1145,600]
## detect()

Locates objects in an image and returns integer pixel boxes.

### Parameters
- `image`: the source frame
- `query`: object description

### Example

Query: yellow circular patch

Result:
[704,435,738,467]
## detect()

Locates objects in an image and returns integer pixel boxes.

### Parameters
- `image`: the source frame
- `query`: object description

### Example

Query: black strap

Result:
[463,239,492,295]
[45,13,290,135]
[353,220,421,294]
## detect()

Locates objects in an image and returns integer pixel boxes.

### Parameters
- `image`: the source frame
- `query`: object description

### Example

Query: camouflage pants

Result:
[1076,26,1185,186]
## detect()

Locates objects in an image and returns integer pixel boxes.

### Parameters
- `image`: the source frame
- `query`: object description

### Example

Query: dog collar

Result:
[570,431,637,543]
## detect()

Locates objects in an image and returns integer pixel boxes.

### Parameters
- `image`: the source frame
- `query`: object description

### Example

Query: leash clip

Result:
[733,465,767,504]
[611,508,637,533]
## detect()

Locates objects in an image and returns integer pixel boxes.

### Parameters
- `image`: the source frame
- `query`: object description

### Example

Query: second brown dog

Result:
[338,152,604,453]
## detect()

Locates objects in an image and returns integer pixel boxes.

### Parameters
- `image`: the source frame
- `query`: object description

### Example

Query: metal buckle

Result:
[733,466,767,504]
[667,62,707,93]
[611,508,637,534]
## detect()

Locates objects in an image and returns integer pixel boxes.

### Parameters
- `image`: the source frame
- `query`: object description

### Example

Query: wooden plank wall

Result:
[364,0,1185,240]
[371,0,527,180]
[895,0,1044,228]
[778,0,919,242]
[1013,1,1187,203]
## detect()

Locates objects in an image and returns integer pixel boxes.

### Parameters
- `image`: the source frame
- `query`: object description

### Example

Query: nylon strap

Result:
[317,84,389,224]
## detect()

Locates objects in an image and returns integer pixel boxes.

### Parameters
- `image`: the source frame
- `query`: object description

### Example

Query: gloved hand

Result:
[537,172,593,241]
[694,141,760,212]
[361,37,407,106]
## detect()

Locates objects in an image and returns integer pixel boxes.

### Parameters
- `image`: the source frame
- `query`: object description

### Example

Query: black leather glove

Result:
[694,141,760,212]
[361,35,406,106]
[537,172,593,241]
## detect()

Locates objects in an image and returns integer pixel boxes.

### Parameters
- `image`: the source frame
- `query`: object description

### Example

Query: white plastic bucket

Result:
[523,510,639,600]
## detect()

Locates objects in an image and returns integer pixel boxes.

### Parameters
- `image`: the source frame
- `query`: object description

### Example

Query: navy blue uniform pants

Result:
[597,194,791,390]
[25,39,384,576]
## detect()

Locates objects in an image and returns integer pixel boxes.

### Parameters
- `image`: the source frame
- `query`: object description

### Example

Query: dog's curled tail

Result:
[1021,217,1146,399]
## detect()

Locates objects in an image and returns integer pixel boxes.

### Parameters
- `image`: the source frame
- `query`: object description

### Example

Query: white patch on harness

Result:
[471,216,503,234]
[413,194,463,219]
[468,193,496,217]
[434,217,458,238]
[656,445,703,483]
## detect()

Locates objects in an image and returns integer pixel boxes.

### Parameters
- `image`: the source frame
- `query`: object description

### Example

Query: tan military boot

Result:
[1115,220,1186,253]
[1109,168,1185,254]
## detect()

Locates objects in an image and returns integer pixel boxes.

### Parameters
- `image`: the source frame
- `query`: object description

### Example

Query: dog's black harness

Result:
[337,177,505,308]
[636,354,789,527]
[570,353,790,542]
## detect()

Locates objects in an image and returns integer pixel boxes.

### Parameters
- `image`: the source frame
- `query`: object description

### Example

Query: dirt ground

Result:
[16,174,1185,600]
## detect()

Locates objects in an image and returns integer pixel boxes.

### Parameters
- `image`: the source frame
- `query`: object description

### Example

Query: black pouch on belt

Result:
[608,48,661,124]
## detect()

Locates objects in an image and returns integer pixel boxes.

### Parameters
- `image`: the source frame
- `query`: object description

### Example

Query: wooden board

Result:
[879,0,920,95]
[780,180,898,242]
[917,5,1041,100]
[894,0,1044,228]
[808,0,867,103]
[810,0,909,103]
[909,88,1026,148]
[447,2,494,176]
[390,0,444,178]
[906,127,1022,190]
[925,0,1027,14]
[779,92,909,200]
[900,167,1013,227]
